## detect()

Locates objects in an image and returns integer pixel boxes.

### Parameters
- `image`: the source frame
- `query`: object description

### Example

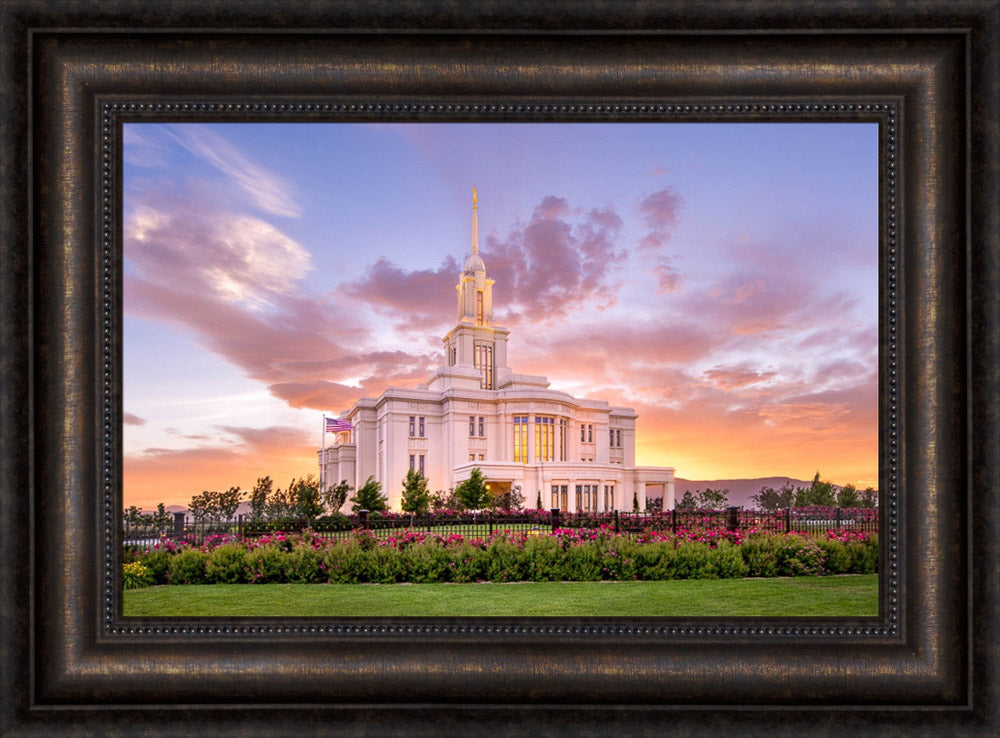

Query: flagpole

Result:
[320,415,326,495]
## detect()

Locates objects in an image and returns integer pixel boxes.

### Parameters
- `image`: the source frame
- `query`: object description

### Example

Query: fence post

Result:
[785,507,792,534]
[173,511,185,539]
[672,508,677,534]
[727,506,739,532]
[614,509,620,534]
[551,508,560,532]
[359,509,369,530]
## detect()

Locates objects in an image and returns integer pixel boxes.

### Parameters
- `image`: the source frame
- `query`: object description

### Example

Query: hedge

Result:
[124,529,878,587]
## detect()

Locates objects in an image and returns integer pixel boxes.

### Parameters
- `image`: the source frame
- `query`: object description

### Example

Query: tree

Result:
[836,483,861,508]
[151,502,173,534]
[645,496,663,513]
[266,484,295,521]
[751,481,795,511]
[188,492,210,525]
[123,505,144,529]
[860,486,878,508]
[217,486,243,523]
[400,469,432,515]
[796,472,837,507]
[455,468,490,511]
[535,490,543,510]
[350,475,388,514]
[249,476,272,522]
[696,488,729,510]
[324,479,351,514]
[632,489,639,512]
[675,490,697,510]
[292,475,324,522]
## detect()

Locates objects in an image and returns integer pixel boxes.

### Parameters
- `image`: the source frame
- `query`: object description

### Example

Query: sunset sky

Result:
[123,122,878,510]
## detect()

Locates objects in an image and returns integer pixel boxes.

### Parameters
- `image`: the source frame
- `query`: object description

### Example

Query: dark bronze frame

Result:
[2,2,997,734]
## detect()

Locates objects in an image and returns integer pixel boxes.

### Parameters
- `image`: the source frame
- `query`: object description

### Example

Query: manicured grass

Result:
[123,574,877,618]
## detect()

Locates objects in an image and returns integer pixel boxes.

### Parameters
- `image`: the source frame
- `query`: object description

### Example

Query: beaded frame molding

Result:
[101,101,899,640]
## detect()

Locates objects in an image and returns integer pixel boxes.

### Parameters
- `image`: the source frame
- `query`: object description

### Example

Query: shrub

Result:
[206,543,249,584]
[522,534,563,581]
[142,548,174,584]
[404,539,453,584]
[168,549,209,584]
[705,540,749,579]
[246,545,289,584]
[485,536,529,582]
[770,534,825,577]
[668,541,714,579]
[122,561,152,589]
[284,545,324,583]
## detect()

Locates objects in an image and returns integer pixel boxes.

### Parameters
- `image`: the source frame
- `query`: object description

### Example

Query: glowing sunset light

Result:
[123,122,877,510]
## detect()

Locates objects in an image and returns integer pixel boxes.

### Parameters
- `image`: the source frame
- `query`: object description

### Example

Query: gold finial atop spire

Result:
[472,186,478,210]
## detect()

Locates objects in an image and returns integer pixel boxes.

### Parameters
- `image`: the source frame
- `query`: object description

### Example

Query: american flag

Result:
[325,417,353,432]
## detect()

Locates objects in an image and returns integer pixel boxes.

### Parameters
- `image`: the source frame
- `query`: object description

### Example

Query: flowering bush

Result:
[122,561,152,589]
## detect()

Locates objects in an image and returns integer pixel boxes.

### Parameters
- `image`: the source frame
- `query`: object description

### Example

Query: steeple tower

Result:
[457,187,492,326]
[436,188,510,391]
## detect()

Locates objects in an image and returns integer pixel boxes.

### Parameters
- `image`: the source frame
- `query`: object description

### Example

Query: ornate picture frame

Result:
[2,2,997,734]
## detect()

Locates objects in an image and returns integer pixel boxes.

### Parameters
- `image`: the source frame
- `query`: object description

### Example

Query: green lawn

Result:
[123,575,877,618]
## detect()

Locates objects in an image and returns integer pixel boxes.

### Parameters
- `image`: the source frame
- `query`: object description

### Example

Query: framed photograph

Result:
[2,2,997,734]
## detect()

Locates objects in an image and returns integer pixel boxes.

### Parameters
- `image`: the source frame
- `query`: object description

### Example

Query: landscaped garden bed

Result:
[122,525,878,588]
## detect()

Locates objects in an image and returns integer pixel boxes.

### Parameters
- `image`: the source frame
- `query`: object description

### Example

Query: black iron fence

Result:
[123,506,878,549]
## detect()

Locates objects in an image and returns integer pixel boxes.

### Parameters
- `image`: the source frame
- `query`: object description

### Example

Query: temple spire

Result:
[471,186,479,255]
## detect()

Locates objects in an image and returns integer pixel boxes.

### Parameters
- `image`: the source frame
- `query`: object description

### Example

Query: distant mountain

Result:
[661,477,819,509]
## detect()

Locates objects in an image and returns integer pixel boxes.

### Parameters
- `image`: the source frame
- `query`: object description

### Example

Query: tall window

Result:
[409,416,415,437]
[409,454,415,470]
[513,415,528,463]
[535,416,555,461]
[418,416,425,437]
[580,425,585,443]
[588,424,593,443]
[476,290,484,325]
[616,429,621,447]
[474,342,494,390]
[469,416,476,437]
[559,418,568,461]
[575,485,583,511]
[610,429,622,448]
[419,455,425,474]
[604,485,615,511]
[479,416,485,437]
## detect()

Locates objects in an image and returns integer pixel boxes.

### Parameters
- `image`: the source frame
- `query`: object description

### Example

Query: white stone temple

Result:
[319,190,675,512]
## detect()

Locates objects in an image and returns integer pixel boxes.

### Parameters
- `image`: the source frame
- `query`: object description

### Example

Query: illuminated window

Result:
[476,290,484,325]
[469,454,475,461]
[474,342,494,390]
[604,485,615,511]
[513,415,528,463]
[575,485,583,511]
[534,416,555,461]
[478,454,484,461]
[559,419,568,461]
